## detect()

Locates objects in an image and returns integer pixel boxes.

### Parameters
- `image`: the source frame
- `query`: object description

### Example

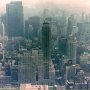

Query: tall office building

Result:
[25,20,34,39]
[41,21,51,80]
[6,1,24,38]
[68,35,77,65]
[38,49,44,84]
[31,49,38,82]
[28,16,40,38]
[58,36,68,56]
[60,11,67,36]
[18,52,36,84]
[0,20,3,37]
[67,15,75,36]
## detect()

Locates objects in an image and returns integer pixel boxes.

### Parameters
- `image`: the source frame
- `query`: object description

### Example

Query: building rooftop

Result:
[20,84,49,90]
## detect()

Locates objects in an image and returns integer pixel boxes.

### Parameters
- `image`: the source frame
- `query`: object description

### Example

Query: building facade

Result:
[6,1,24,38]
[41,21,51,80]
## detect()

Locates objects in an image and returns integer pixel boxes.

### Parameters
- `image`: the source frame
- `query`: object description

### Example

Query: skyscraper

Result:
[41,21,51,80]
[58,36,68,56]
[68,35,77,65]
[60,11,67,37]
[38,49,44,84]
[18,52,36,84]
[67,15,75,36]
[28,16,40,38]
[0,19,3,37]
[6,1,24,38]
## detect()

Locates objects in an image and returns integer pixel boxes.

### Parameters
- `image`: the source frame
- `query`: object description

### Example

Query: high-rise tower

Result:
[67,15,75,36]
[18,52,36,84]
[68,35,77,65]
[41,21,51,80]
[6,1,24,38]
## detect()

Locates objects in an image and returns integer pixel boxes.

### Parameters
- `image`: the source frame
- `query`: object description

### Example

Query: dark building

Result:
[6,1,24,38]
[11,65,18,85]
[41,21,51,79]
[58,36,68,56]
[5,64,11,76]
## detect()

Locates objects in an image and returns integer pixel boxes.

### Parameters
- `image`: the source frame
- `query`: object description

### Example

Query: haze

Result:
[0,0,90,14]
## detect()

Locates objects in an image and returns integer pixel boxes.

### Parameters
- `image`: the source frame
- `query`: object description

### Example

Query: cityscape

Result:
[0,0,90,90]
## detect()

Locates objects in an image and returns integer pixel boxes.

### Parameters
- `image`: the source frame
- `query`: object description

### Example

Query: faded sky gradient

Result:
[0,0,90,14]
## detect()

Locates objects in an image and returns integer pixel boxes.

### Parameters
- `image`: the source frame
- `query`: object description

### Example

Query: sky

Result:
[0,0,90,14]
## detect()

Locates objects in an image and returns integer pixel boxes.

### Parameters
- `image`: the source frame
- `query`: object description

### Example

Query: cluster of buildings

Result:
[0,1,90,90]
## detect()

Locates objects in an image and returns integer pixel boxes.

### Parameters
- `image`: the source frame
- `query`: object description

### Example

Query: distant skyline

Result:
[0,0,90,14]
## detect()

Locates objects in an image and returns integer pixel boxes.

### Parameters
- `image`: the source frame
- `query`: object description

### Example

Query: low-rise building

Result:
[20,84,48,90]
[80,53,90,65]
